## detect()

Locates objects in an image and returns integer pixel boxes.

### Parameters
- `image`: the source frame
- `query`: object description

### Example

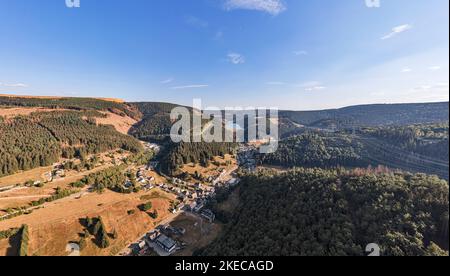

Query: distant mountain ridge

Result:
[1,95,448,135]
[280,102,449,128]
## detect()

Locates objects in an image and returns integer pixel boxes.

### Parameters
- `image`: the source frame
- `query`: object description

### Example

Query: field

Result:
[0,188,176,256]
[0,107,70,119]
[0,166,53,188]
[0,164,112,211]
[95,111,137,135]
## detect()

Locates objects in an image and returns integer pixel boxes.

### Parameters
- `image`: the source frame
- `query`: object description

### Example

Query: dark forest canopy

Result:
[0,111,142,177]
[128,102,193,140]
[260,132,368,168]
[202,168,449,256]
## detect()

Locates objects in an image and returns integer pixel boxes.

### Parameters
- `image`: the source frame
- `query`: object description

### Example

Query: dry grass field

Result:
[0,166,53,188]
[95,111,137,135]
[0,188,176,256]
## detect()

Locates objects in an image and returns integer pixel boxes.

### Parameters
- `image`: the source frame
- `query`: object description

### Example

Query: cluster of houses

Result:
[134,224,186,256]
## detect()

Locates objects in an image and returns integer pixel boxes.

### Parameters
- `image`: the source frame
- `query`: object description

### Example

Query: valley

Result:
[0,95,448,256]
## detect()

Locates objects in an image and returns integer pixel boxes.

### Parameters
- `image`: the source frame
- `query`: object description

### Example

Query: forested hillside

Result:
[360,124,449,163]
[202,168,449,256]
[260,132,368,168]
[0,111,142,177]
[128,102,192,140]
[280,102,449,127]
[160,141,238,175]
[0,95,141,119]
[260,124,449,179]
[278,102,449,138]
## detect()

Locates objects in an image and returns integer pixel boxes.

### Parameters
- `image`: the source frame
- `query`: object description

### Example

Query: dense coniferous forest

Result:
[0,111,142,177]
[260,132,368,168]
[160,141,238,175]
[0,116,62,176]
[359,124,449,162]
[129,102,193,140]
[202,168,449,256]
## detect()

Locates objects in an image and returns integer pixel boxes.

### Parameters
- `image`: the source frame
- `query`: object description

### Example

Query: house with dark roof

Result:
[155,234,177,253]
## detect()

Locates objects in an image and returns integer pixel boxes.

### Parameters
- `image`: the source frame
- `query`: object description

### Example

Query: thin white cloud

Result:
[293,50,308,56]
[224,0,286,15]
[161,78,174,84]
[381,24,412,40]
[401,68,412,73]
[428,66,441,71]
[2,83,28,88]
[227,52,245,64]
[298,81,326,92]
[304,86,326,92]
[185,16,209,28]
[411,82,449,93]
[171,84,209,90]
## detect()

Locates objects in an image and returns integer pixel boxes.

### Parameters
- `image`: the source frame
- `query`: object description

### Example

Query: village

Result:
[0,140,257,256]
[117,144,261,256]
[122,161,242,256]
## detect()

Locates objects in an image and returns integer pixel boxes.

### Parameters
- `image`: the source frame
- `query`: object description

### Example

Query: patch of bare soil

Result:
[172,212,222,256]
[95,112,137,135]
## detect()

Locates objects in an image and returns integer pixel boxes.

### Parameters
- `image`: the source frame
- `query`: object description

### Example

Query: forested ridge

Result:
[0,95,141,119]
[0,111,142,177]
[260,132,368,168]
[129,102,192,140]
[280,102,449,129]
[202,168,449,256]
[260,123,449,179]
[359,124,449,162]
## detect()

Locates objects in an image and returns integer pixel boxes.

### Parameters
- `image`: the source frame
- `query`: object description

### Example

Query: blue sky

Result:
[0,0,448,110]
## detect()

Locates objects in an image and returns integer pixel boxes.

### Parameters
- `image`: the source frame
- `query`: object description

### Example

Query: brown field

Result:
[0,107,73,119]
[172,212,222,256]
[0,188,176,256]
[0,165,111,211]
[95,112,137,135]
[0,166,53,188]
